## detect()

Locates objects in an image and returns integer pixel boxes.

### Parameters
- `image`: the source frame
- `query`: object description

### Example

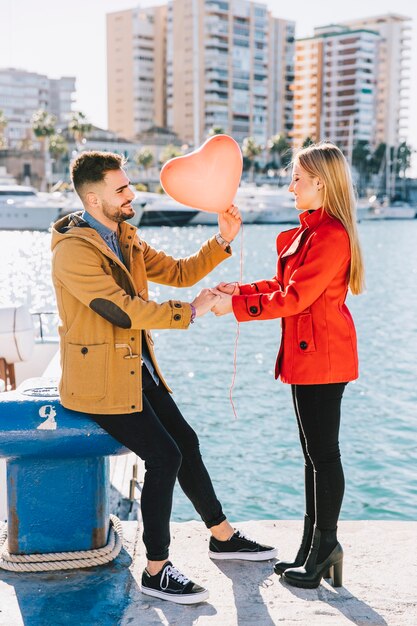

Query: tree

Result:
[396,141,413,199]
[242,136,263,182]
[31,109,56,139]
[0,110,8,149]
[267,133,292,179]
[302,136,314,148]
[159,144,183,164]
[68,111,92,151]
[49,133,68,160]
[135,148,154,171]
[31,109,57,190]
[352,140,372,196]
[208,126,225,137]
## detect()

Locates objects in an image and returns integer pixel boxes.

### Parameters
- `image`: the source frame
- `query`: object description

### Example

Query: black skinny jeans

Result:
[291,383,347,530]
[92,367,226,561]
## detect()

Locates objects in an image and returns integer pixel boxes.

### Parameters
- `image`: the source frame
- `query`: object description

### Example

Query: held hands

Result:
[191,288,221,318]
[218,204,242,243]
[210,282,240,316]
[190,282,239,319]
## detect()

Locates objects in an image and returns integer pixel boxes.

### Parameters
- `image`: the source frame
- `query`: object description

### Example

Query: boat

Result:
[357,200,417,221]
[139,195,199,226]
[242,187,299,224]
[0,184,63,231]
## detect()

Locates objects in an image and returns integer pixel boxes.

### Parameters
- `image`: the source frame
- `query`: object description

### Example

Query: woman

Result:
[212,142,365,589]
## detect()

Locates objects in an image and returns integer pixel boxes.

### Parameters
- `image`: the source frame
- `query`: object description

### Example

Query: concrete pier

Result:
[0,520,416,625]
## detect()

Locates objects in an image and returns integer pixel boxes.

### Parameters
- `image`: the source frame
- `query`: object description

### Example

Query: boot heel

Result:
[332,558,343,587]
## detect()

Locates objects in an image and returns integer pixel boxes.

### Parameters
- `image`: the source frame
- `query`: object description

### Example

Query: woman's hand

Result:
[210,290,233,316]
[214,281,240,296]
[218,204,242,243]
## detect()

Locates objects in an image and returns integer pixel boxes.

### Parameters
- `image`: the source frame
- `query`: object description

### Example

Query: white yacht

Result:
[0,184,62,231]
[357,200,417,221]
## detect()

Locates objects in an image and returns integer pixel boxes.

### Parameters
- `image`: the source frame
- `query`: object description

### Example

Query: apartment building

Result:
[292,25,381,155]
[0,68,75,148]
[340,14,412,148]
[167,0,294,146]
[107,5,167,140]
[107,1,294,147]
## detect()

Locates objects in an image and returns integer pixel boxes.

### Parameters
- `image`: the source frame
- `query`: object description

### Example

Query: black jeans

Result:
[291,383,347,530]
[92,367,226,561]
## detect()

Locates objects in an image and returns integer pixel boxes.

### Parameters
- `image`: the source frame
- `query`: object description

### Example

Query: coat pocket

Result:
[64,342,109,399]
[297,313,316,353]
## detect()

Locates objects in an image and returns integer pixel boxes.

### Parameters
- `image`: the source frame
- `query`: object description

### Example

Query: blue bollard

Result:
[0,378,129,556]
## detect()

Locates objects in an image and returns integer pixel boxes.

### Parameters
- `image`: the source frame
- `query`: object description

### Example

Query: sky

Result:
[0,0,416,163]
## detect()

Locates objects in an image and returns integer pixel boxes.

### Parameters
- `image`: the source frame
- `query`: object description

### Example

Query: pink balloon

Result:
[160,134,243,213]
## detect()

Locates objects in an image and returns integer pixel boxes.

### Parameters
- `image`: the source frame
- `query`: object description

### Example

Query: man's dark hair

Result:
[70,151,127,193]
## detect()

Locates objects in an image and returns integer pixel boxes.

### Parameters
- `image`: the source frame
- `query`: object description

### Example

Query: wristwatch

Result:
[215,233,232,249]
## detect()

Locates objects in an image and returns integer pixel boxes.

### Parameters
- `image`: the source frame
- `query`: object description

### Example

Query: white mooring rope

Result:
[0,514,123,572]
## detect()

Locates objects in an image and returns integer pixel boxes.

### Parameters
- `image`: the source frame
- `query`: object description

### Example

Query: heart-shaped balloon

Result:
[160,134,243,213]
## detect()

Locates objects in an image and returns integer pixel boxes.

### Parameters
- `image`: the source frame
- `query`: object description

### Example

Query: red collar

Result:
[299,208,331,229]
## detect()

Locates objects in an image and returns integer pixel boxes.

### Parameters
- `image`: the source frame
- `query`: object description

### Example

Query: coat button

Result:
[125,244,129,248]
[130,371,135,375]
[174,303,182,308]
[81,347,88,355]
[174,314,181,321]
[249,306,258,314]
[131,337,135,341]
[300,341,308,350]
[131,405,136,409]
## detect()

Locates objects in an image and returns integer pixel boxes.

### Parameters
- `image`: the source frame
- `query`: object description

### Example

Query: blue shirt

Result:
[82,210,124,263]
[82,210,159,386]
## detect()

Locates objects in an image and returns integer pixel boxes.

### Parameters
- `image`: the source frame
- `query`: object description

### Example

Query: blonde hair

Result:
[294,141,365,295]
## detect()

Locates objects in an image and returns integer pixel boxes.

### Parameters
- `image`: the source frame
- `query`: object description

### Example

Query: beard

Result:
[101,199,135,224]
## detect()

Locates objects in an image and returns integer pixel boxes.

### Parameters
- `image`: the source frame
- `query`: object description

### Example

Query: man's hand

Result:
[218,204,242,243]
[215,281,240,296]
[191,288,221,318]
[211,291,233,316]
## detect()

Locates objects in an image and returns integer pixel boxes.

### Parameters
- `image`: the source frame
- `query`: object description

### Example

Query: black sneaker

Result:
[140,561,209,604]
[209,530,278,561]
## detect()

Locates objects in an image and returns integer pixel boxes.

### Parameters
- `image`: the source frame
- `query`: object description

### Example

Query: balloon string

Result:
[229,222,243,420]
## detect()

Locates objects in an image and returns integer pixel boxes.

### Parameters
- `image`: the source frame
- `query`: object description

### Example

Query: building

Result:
[167,0,295,147]
[107,5,167,141]
[107,1,295,148]
[340,14,412,149]
[0,68,75,149]
[292,25,381,156]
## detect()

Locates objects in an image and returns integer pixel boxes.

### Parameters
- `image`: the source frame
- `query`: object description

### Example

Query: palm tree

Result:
[68,111,92,151]
[396,142,412,199]
[159,144,183,165]
[208,126,225,137]
[135,148,154,170]
[49,133,68,160]
[302,136,314,148]
[242,136,263,182]
[267,134,291,180]
[352,140,372,196]
[0,110,8,149]
[31,109,57,190]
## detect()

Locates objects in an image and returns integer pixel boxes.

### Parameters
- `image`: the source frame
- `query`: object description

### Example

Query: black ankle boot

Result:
[282,527,343,589]
[274,515,313,575]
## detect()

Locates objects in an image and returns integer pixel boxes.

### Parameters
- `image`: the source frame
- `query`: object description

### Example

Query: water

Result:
[1,221,416,522]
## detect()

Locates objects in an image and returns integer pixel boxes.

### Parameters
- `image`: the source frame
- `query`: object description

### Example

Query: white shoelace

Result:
[160,564,190,590]
[235,530,257,544]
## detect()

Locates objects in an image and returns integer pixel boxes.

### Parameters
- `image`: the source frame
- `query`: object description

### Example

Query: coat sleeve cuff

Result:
[232,294,262,321]
[170,300,192,328]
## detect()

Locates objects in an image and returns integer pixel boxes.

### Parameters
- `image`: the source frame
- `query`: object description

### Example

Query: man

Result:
[51,151,277,605]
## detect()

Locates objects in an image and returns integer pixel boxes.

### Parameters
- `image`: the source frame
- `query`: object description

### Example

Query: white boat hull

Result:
[0,203,59,230]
